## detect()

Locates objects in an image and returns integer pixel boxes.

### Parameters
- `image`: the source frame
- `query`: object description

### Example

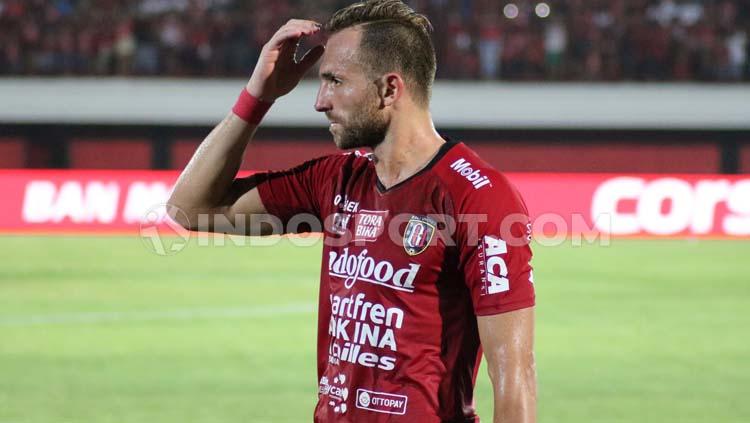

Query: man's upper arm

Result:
[174,173,271,235]
[477,307,535,371]
[215,154,345,235]
[220,176,272,235]
[455,171,535,316]
[453,170,536,422]
[223,174,268,215]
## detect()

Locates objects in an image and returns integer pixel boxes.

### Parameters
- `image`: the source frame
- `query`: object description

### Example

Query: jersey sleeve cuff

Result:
[474,298,535,316]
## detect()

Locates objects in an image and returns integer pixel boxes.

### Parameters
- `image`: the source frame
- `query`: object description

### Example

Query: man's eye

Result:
[332,79,341,85]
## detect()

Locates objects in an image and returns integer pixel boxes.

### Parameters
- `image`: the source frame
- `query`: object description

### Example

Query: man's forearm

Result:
[490,362,537,423]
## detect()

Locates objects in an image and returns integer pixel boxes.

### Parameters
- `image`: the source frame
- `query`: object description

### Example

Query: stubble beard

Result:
[333,99,388,150]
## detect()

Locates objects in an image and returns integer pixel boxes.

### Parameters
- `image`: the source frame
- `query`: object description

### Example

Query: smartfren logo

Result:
[449,158,491,189]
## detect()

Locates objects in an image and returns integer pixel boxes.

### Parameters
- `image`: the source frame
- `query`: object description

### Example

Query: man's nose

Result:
[314,86,331,112]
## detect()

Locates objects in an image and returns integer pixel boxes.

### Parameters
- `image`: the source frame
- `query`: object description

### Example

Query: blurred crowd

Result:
[1,0,748,81]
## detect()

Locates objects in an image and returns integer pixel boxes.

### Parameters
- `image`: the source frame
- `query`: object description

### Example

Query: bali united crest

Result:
[403,215,437,256]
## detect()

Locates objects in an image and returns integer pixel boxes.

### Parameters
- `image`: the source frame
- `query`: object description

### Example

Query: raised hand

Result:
[246,19,325,102]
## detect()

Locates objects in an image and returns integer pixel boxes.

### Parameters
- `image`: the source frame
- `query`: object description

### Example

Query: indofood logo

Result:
[328,248,420,292]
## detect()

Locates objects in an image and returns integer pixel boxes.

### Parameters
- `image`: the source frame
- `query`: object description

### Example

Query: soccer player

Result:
[168,1,536,422]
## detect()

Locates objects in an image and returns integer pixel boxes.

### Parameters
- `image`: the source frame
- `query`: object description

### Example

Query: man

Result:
[167,1,536,422]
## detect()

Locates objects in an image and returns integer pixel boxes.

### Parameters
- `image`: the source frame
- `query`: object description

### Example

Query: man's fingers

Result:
[267,29,302,50]
[267,22,321,50]
[267,28,316,52]
[286,18,321,28]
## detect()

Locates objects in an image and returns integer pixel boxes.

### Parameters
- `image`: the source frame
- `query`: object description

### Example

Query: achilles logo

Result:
[356,389,408,415]
[449,158,491,189]
[328,248,420,292]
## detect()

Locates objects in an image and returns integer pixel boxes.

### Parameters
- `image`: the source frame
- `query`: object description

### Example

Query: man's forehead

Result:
[319,27,362,75]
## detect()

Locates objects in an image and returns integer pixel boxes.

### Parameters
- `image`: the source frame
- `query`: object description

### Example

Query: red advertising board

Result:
[515,173,750,239]
[0,169,176,234]
[0,170,748,238]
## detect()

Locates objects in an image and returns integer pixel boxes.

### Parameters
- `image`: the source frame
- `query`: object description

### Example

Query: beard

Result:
[331,97,388,150]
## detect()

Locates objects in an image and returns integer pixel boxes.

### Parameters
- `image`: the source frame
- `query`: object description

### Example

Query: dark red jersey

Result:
[256,141,535,422]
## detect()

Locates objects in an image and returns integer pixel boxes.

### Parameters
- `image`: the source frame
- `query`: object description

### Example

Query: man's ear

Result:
[375,73,404,107]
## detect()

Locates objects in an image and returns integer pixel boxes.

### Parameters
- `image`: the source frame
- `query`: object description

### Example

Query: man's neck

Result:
[372,110,445,190]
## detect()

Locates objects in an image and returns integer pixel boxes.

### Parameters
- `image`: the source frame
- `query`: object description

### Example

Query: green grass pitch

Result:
[0,236,748,422]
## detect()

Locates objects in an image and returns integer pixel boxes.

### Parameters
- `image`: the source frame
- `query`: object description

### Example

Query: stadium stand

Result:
[1,0,748,81]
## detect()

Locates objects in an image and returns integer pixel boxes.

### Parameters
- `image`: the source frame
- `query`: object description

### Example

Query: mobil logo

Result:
[449,158,492,189]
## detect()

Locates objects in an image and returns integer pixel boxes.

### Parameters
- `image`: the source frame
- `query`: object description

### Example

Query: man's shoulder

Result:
[326,150,372,166]
[434,142,522,214]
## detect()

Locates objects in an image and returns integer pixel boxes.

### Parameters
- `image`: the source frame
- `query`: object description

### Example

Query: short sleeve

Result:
[255,154,345,229]
[455,173,535,316]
